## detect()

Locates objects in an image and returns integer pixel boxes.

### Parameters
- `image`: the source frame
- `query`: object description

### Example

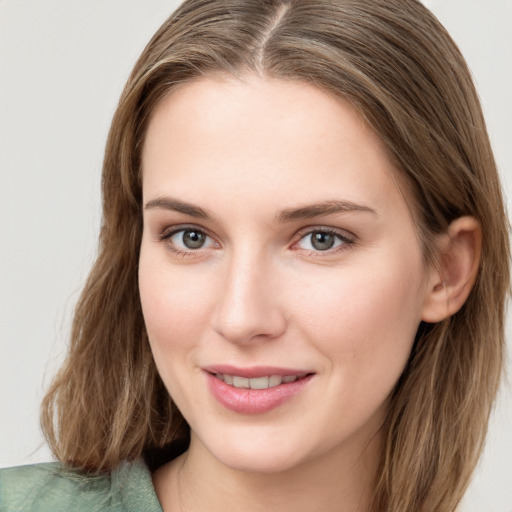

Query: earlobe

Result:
[421,216,482,323]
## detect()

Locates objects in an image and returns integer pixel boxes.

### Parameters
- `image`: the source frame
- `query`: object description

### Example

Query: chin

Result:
[218,448,305,475]
[196,426,314,475]
[191,427,307,474]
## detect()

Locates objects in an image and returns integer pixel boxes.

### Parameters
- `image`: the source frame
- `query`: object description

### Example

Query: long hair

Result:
[41,1,510,510]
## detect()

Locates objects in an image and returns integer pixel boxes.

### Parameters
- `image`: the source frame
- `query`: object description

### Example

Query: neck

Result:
[153,429,381,512]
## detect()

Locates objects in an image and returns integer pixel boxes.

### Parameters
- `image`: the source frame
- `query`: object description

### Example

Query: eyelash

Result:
[157,224,356,258]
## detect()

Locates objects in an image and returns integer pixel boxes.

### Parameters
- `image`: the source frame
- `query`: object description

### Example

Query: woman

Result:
[1,0,509,511]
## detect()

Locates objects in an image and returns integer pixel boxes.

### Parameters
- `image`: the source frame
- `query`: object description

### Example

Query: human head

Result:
[41,1,509,510]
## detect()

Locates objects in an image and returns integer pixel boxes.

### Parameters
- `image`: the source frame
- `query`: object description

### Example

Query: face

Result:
[139,76,435,474]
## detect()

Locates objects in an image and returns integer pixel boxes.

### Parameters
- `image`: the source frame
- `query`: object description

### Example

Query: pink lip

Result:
[203,365,311,378]
[204,367,314,415]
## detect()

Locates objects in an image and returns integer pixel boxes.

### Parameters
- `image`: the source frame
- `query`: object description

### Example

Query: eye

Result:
[161,227,217,252]
[296,229,353,252]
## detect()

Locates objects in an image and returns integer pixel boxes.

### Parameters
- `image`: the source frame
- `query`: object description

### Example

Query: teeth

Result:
[232,376,250,388]
[215,373,302,389]
[249,377,269,389]
[269,375,282,387]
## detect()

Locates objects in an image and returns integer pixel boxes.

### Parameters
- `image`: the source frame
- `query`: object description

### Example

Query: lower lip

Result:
[206,372,313,414]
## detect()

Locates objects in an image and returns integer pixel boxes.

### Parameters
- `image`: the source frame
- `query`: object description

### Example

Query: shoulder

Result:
[0,461,111,511]
[0,458,163,512]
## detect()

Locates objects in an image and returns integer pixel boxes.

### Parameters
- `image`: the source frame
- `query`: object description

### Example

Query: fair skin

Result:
[138,76,480,512]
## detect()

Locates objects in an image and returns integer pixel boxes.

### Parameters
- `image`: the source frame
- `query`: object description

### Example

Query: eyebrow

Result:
[144,197,214,219]
[277,200,377,222]
[144,196,377,222]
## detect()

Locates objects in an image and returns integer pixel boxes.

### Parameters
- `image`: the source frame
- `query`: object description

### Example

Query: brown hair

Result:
[41,0,510,510]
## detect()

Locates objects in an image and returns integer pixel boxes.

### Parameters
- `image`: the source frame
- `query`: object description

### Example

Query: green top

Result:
[0,458,163,512]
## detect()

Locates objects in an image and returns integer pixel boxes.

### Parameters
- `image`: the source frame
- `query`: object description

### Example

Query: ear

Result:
[421,216,482,323]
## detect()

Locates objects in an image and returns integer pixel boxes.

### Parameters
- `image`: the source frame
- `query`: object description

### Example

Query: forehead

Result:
[141,76,411,225]
[144,76,378,162]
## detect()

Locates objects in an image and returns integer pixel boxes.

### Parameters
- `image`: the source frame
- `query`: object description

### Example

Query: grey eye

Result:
[181,229,206,249]
[310,232,335,251]
[168,228,213,250]
[297,230,349,252]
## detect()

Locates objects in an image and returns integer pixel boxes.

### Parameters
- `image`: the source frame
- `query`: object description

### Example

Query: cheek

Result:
[138,261,219,413]
[290,257,427,442]
[138,252,215,367]
[295,251,426,383]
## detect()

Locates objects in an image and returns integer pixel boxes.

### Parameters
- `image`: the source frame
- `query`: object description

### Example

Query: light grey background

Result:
[1,1,511,510]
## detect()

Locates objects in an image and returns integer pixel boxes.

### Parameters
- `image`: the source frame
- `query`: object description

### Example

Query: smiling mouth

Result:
[206,369,314,413]
[213,373,310,389]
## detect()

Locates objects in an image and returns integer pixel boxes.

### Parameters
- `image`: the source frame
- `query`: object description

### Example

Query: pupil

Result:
[311,232,334,251]
[183,230,205,249]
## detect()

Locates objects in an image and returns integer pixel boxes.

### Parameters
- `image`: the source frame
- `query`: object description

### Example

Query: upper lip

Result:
[202,365,313,378]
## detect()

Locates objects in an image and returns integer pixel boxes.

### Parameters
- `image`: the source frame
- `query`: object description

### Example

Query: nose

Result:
[211,251,287,344]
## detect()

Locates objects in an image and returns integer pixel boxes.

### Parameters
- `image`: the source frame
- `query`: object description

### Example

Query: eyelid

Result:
[158,223,214,241]
[294,225,356,242]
